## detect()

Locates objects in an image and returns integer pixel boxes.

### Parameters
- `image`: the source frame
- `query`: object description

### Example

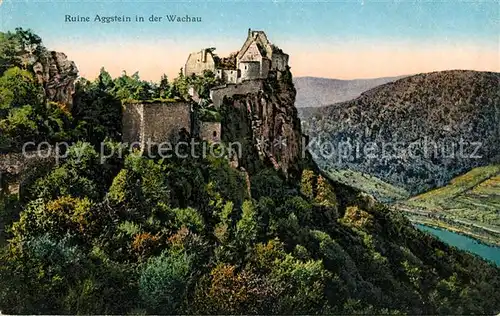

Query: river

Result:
[415,224,500,266]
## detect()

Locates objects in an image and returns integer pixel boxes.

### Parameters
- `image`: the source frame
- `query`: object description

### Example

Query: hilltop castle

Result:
[122,29,290,149]
[185,29,289,83]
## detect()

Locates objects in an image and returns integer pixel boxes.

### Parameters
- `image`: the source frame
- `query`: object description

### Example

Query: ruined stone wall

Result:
[261,58,271,78]
[271,53,289,71]
[122,103,144,145]
[1,149,56,195]
[122,102,191,147]
[185,50,216,77]
[210,80,264,108]
[142,102,192,145]
[224,69,239,83]
[199,122,222,142]
[0,149,53,175]
[216,69,239,83]
[239,61,261,81]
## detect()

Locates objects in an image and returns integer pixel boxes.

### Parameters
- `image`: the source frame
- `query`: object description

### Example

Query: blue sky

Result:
[1,0,498,80]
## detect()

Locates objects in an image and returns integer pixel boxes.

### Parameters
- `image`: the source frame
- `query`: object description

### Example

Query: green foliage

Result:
[270,254,331,313]
[139,251,193,313]
[3,148,500,314]
[315,175,338,208]
[0,65,73,151]
[208,153,248,205]
[108,154,170,217]
[13,27,43,58]
[72,75,122,146]
[251,168,287,201]
[32,166,99,201]
[172,207,204,233]
[112,71,156,101]
[24,142,115,202]
[0,194,21,242]
[342,206,375,230]
[0,106,38,144]
[1,29,500,316]
[0,31,21,74]
[0,67,41,111]
[192,263,278,314]
[300,169,315,199]
[198,107,222,122]
[11,196,97,243]
[235,200,257,247]
[172,69,221,101]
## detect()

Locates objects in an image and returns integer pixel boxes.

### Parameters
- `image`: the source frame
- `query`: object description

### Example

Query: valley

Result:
[297,73,500,247]
[395,164,500,246]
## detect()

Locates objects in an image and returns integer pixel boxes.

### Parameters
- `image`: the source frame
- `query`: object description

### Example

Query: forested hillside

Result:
[0,29,499,315]
[303,70,500,196]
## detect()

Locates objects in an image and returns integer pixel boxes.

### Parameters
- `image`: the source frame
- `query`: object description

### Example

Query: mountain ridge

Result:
[302,70,500,196]
[293,75,408,108]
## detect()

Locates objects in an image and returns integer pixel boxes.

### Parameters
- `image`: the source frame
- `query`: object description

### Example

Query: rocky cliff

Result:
[220,72,304,178]
[303,70,500,196]
[32,51,79,107]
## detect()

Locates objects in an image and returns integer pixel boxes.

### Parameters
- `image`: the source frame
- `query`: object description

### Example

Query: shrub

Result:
[139,251,193,313]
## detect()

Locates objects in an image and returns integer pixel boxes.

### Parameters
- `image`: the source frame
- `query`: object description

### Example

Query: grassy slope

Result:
[325,168,410,203]
[396,164,500,244]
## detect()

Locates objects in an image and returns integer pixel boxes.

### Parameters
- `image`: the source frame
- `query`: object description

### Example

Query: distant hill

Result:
[293,75,407,108]
[302,70,500,196]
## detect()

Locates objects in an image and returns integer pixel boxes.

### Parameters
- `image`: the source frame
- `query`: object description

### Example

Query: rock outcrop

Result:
[220,72,304,178]
[0,149,56,196]
[32,51,79,108]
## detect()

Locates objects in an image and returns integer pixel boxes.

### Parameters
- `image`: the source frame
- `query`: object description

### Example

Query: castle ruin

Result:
[185,29,289,83]
[123,29,289,147]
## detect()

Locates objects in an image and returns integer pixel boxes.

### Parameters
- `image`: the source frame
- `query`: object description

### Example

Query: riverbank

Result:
[415,223,500,266]
[395,205,500,247]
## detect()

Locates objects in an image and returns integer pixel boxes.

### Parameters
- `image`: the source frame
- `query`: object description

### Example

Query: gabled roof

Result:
[237,30,273,60]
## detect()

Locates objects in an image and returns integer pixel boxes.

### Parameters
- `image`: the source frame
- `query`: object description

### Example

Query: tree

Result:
[0,31,21,74]
[14,28,43,58]
[97,67,114,91]
[139,250,193,313]
[158,74,172,99]
[72,77,122,145]
[0,106,40,148]
[314,175,338,211]
[107,154,170,221]
[300,169,315,200]
[235,200,257,248]
[0,67,41,110]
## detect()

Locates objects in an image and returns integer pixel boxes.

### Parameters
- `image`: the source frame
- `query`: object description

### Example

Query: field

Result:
[395,165,500,245]
[325,168,410,203]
